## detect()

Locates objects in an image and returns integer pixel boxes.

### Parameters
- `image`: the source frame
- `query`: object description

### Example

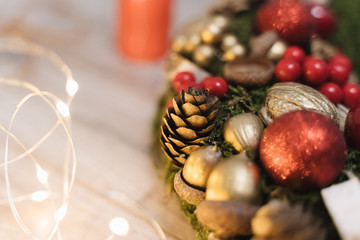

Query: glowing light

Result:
[109,218,129,236]
[31,191,49,202]
[66,79,79,97]
[55,205,68,222]
[56,101,70,118]
[36,166,48,184]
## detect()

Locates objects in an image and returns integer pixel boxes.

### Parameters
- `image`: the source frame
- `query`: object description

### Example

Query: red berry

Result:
[309,4,336,38]
[329,63,350,86]
[319,82,343,104]
[303,58,329,85]
[345,100,360,150]
[282,46,306,63]
[329,54,352,71]
[303,55,317,65]
[172,71,196,93]
[200,77,228,98]
[342,83,360,107]
[275,59,302,82]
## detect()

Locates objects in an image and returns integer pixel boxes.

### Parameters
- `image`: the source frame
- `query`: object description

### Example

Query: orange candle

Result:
[116,0,172,61]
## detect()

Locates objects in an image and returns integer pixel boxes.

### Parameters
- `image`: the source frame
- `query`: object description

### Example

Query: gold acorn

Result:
[160,87,220,167]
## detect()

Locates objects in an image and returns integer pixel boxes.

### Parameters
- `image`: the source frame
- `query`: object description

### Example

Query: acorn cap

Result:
[173,169,205,205]
[224,57,274,88]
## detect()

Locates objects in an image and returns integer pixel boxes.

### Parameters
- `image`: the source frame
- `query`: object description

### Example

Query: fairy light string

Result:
[0,36,168,240]
[0,36,77,240]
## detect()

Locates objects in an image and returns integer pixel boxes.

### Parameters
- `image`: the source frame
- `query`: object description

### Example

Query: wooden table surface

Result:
[0,0,219,239]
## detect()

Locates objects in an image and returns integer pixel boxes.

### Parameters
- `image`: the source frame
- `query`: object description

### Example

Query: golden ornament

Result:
[258,82,339,125]
[193,45,216,66]
[221,34,238,51]
[160,87,219,167]
[211,15,230,30]
[184,33,202,53]
[171,35,187,53]
[221,43,246,62]
[223,113,264,155]
[206,151,261,203]
[182,145,222,189]
[266,40,287,61]
[196,200,260,238]
[224,57,274,88]
[201,24,223,44]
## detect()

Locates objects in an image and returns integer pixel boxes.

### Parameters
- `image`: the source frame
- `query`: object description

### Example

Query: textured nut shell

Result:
[196,200,260,238]
[259,82,339,125]
[224,57,274,88]
[174,170,205,205]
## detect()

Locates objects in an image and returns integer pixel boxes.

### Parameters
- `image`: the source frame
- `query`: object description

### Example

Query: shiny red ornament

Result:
[345,100,360,150]
[260,110,347,192]
[256,0,313,45]
[309,4,336,38]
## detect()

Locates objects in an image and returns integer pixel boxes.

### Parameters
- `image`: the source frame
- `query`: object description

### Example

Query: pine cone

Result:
[251,199,326,240]
[160,87,220,167]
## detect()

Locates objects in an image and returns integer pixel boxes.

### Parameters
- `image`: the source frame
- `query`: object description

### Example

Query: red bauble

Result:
[275,59,302,82]
[319,82,343,104]
[309,4,336,38]
[342,83,360,107]
[257,0,313,45]
[200,77,228,98]
[260,110,347,192]
[172,71,196,93]
[345,100,360,150]
[303,58,329,85]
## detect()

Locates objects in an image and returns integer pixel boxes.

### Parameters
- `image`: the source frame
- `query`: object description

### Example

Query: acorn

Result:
[174,145,221,205]
[196,152,262,238]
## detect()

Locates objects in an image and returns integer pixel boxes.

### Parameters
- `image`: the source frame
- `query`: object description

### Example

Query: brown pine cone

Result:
[160,87,219,167]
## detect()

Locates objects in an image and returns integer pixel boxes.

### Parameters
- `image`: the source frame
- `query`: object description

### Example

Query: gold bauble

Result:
[184,33,201,53]
[171,35,187,53]
[266,40,287,61]
[222,43,246,62]
[221,34,238,51]
[211,15,230,30]
[206,151,261,203]
[201,24,223,44]
[182,145,222,189]
[223,113,264,154]
[193,45,216,66]
[258,82,339,125]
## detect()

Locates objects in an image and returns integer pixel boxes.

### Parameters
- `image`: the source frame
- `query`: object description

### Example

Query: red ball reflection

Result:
[260,110,347,192]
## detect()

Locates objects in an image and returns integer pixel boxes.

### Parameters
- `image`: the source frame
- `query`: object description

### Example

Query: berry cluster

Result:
[275,46,360,107]
[172,71,228,98]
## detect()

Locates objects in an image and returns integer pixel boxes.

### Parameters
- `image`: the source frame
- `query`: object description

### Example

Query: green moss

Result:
[330,0,360,76]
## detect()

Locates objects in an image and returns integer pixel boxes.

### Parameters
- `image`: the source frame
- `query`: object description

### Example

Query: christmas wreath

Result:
[152,0,360,239]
